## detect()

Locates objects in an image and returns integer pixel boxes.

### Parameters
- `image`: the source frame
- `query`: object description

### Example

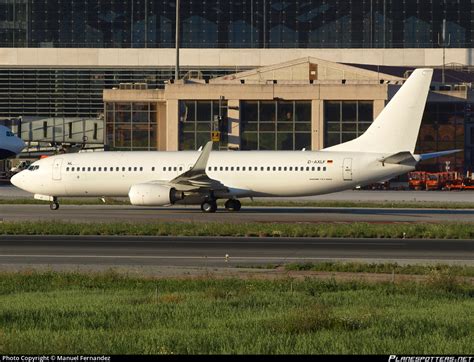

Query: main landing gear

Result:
[224,199,241,212]
[50,197,59,210]
[200,199,242,213]
[201,200,217,213]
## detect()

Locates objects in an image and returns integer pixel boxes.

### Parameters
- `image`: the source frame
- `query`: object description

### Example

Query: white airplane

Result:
[0,125,25,159]
[11,69,459,212]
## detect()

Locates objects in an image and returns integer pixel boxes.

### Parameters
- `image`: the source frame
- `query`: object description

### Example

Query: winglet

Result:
[189,141,213,173]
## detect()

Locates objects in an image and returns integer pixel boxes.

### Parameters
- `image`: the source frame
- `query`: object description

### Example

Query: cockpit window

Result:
[6,131,14,137]
[27,165,39,171]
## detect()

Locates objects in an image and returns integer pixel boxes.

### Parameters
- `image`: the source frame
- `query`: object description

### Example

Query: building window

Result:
[106,102,157,151]
[179,100,228,150]
[241,101,311,150]
[416,102,466,172]
[324,101,374,148]
[43,121,48,138]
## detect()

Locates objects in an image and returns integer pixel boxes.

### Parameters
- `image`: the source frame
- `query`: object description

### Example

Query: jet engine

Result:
[128,183,184,206]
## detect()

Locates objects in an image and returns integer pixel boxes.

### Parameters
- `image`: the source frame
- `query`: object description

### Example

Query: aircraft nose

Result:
[10,172,24,189]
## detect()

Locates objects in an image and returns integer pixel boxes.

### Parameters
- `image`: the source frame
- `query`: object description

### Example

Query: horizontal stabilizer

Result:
[417,149,462,161]
[378,151,416,165]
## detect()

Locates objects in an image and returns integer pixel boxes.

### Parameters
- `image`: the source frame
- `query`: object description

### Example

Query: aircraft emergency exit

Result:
[11,68,459,212]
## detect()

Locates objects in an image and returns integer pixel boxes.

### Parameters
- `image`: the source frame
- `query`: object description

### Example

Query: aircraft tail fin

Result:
[325,68,433,154]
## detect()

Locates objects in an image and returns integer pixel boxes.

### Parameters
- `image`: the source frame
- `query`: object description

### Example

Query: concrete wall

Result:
[2,48,474,68]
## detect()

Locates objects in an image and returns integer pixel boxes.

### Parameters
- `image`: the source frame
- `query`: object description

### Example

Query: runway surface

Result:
[0,236,472,269]
[2,184,474,203]
[2,203,474,223]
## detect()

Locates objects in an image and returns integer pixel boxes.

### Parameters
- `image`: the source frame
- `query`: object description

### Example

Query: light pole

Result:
[438,19,450,84]
[175,0,180,81]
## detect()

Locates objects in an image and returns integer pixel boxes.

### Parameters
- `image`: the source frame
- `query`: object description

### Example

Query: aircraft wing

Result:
[168,141,228,192]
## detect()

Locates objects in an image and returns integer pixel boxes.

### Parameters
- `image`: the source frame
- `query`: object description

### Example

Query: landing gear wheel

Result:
[50,202,59,210]
[201,200,217,213]
[225,199,241,212]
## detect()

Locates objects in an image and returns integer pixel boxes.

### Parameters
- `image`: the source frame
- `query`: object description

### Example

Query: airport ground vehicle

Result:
[408,171,427,190]
[425,172,457,190]
[445,175,474,190]
[10,160,32,175]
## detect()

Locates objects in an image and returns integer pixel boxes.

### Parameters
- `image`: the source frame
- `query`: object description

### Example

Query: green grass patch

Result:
[1,221,474,239]
[285,261,474,277]
[0,271,472,354]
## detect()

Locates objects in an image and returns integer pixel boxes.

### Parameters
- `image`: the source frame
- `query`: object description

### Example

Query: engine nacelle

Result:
[128,183,184,206]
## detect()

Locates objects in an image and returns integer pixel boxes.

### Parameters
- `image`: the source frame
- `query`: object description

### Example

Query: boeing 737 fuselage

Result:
[11,69,458,212]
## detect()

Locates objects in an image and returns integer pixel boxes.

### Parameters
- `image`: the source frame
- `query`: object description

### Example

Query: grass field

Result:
[0,271,472,354]
[284,261,474,277]
[1,220,474,239]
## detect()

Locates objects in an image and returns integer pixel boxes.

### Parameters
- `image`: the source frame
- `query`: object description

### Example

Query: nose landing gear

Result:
[49,197,59,210]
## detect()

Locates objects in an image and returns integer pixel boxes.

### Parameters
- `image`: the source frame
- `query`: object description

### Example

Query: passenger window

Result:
[225,167,229,171]
[122,167,125,171]
[273,167,276,171]
[208,167,211,171]
[323,167,326,171]
[128,167,132,171]
[284,167,287,171]
[237,167,240,171]
[88,167,91,171]
[231,167,234,171]
[214,167,218,171]
[306,167,310,171]
[249,167,252,171]
[220,167,223,171]
[133,167,137,172]
[267,167,270,171]
[104,167,108,171]
[66,167,69,172]
[243,167,246,171]
[82,167,86,171]
[93,167,96,171]
[179,167,182,171]
[317,167,321,171]
[152,167,155,171]
[168,167,172,171]
[98,167,102,171]
[173,167,177,171]
[311,167,315,171]
[278,167,282,171]
[289,167,293,171]
[115,167,118,171]
[260,167,264,171]
[71,167,75,171]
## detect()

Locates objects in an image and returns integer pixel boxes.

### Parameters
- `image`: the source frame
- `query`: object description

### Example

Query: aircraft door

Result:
[343,158,352,181]
[52,158,63,181]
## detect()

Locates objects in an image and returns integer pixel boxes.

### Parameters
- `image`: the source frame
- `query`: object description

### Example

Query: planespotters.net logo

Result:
[389,356,473,362]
